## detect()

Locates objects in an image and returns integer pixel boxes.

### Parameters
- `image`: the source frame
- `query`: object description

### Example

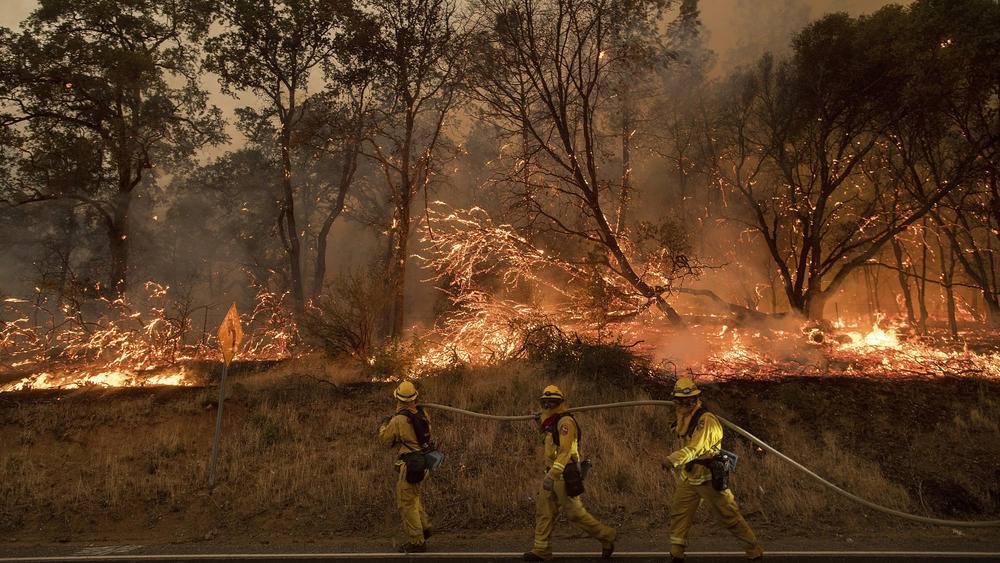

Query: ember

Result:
[1,284,297,391]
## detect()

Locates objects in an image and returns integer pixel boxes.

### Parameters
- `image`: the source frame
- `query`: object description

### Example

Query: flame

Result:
[843,314,901,349]
[3,367,190,392]
[862,324,900,348]
[1,282,297,392]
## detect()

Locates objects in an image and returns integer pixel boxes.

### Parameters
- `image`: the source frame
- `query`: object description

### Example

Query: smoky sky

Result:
[0,0,906,153]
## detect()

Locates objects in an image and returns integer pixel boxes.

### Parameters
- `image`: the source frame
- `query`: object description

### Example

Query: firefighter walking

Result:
[378,381,434,553]
[524,385,616,561]
[664,377,763,561]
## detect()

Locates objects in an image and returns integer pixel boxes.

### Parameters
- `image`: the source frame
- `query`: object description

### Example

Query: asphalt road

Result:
[3,551,1000,562]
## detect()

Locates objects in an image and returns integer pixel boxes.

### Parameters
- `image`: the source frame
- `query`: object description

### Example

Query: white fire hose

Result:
[421,400,1000,528]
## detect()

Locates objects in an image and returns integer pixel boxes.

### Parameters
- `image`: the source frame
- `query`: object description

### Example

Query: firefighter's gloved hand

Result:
[542,477,554,492]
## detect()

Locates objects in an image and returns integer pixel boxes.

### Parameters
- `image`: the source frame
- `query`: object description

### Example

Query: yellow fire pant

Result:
[530,478,616,559]
[668,479,763,559]
[395,464,431,545]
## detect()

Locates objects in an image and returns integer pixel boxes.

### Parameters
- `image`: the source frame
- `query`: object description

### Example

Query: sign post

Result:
[209,303,243,488]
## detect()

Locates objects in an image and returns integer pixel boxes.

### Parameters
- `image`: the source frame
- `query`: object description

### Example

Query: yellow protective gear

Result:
[393,381,418,402]
[666,399,714,484]
[396,463,432,545]
[665,405,762,559]
[672,376,701,398]
[378,404,430,456]
[669,480,762,559]
[539,384,564,401]
[530,479,616,559]
[542,406,578,480]
[528,408,614,559]
[379,403,433,545]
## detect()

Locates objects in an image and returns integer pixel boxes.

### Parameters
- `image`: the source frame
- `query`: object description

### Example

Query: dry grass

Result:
[0,358,998,543]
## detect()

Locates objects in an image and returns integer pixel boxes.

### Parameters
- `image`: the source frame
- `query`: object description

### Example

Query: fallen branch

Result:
[676,288,787,324]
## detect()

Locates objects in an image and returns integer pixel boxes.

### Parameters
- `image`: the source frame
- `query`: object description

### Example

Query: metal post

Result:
[208,362,229,488]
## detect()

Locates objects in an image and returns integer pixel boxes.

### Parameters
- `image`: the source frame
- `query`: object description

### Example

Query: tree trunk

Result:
[891,238,917,326]
[311,147,357,298]
[280,120,305,312]
[57,210,77,303]
[937,236,959,339]
[804,291,828,320]
[389,197,411,340]
[944,283,958,339]
[984,293,1000,329]
[916,218,929,334]
[616,97,632,235]
[107,192,131,298]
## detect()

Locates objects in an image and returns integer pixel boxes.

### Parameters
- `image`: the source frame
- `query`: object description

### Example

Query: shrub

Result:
[301,269,390,360]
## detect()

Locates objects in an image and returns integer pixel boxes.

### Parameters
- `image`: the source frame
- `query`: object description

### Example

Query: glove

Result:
[542,477,554,491]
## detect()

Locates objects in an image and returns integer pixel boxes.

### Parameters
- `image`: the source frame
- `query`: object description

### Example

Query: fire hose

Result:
[420,400,1000,528]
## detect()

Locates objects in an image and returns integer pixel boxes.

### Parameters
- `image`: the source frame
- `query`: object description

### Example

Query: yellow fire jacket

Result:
[541,410,580,479]
[378,404,431,457]
[665,408,722,485]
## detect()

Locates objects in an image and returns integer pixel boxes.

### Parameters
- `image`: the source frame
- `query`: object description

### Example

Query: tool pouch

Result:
[400,451,427,484]
[563,459,590,497]
[687,449,738,491]
[708,449,738,491]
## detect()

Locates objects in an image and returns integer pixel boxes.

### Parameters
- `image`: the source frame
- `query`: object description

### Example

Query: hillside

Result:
[2,355,999,550]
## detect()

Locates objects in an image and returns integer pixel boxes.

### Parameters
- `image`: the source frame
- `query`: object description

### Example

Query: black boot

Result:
[602,542,615,559]
[398,542,426,553]
[423,528,433,540]
[523,552,548,561]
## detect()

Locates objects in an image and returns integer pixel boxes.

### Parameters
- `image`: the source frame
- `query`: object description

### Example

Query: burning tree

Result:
[462,0,694,327]
[897,0,1000,327]
[704,6,988,320]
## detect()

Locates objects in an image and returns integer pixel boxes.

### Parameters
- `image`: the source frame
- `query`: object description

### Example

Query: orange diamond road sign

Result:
[217,303,244,366]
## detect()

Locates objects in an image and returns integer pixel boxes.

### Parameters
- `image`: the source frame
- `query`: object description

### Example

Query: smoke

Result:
[0,0,916,341]
[700,0,906,75]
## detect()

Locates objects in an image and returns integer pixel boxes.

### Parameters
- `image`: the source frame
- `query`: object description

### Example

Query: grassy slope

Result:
[1,355,999,546]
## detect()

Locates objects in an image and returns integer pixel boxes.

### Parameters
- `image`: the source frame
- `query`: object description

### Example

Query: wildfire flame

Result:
[1,283,297,392]
[4,367,190,392]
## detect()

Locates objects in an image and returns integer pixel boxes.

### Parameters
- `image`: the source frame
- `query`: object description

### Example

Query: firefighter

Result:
[524,385,616,561]
[378,381,433,553]
[664,377,764,562]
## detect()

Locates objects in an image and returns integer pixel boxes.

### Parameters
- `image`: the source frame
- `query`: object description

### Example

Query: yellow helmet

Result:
[539,384,565,401]
[672,377,701,398]
[393,381,418,402]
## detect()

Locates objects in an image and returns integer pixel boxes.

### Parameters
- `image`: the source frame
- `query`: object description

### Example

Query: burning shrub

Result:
[0,311,45,369]
[1,281,302,391]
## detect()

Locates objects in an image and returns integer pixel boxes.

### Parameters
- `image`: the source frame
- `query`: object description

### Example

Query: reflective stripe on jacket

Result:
[666,411,722,485]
